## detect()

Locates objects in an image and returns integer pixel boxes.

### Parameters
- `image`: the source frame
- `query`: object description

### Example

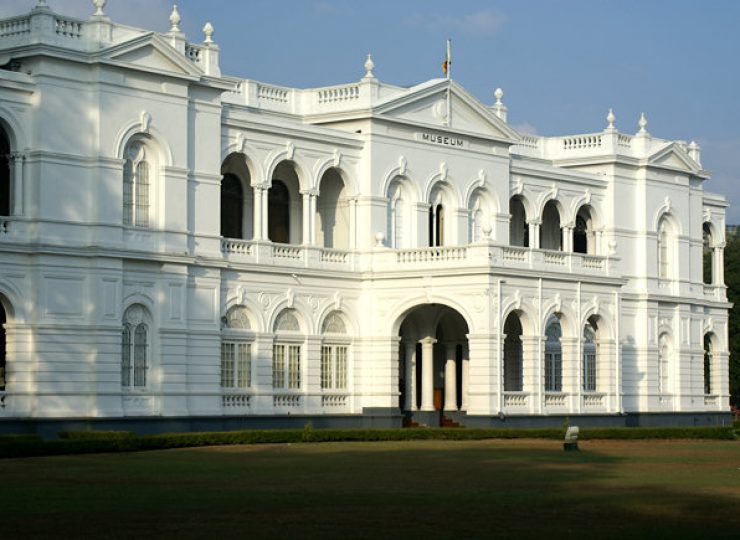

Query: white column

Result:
[562,226,573,252]
[443,342,457,411]
[349,197,357,249]
[420,337,436,411]
[301,191,311,245]
[309,191,317,245]
[460,343,469,411]
[253,186,264,240]
[714,246,724,285]
[404,341,417,411]
[11,153,24,216]
[261,184,269,240]
[529,221,540,249]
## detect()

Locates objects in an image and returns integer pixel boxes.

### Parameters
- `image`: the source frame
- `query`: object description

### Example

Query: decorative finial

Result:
[93,0,106,16]
[638,112,648,134]
[688,140,701,165]
[203,22,214,44]
[35,0,49,7]
[494,87,504,105]
[169,5,181,32]
[606,108,615,129]
[364,54,375,78]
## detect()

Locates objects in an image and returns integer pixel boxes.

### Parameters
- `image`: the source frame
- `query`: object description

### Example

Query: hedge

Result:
[0,426,734,459]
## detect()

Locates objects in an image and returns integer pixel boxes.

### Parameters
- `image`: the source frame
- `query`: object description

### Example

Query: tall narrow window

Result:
[658,221,669,279]
[503,313,523,391]
[0,302,7,392]
[272,345,286,388]
[703,334,712,395]
[0,126,10,217]
[221,306,254,390]
[583,323,597,392]
[321,312,350,391]
[273,309,302,390]
[658,333,671,394]
[544,318,562,392]
[509,197,528,248]
[122,305,149,389]
[220,173,244,239]
[540,201,562,251]
[574,215,588,254]
[393,197,404,248]
[123,142,151,228]
[703,223,713,285]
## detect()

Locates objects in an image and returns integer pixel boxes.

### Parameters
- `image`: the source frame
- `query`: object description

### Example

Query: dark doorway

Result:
[268,180,290,243]
[220,173,243,239]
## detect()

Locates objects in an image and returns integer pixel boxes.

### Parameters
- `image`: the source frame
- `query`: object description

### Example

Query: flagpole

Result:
[446,38,451,127]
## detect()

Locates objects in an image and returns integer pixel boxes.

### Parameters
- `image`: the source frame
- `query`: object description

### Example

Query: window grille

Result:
[658,222,669,279]
[335,346,347,389]
[321,346,332,389]
[133,323,147,387]
[583,352,596,392]
[288,345,300,389]
[121,324,132,387]
[703,336,712,395]
[272,344,285,388]
[221,343,235,387]
[221,342,251,389]
[237,343,251,388]
[135,160,150,227]
[123,160,134,226]
[544,319,562,392]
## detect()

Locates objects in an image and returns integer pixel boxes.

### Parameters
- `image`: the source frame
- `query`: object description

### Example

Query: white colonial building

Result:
[0,2,731,431]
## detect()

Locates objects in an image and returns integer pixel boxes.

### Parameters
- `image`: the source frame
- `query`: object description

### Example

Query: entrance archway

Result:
[398,304,469,416]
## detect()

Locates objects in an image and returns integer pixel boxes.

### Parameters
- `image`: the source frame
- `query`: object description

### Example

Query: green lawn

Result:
[1,439,738,539]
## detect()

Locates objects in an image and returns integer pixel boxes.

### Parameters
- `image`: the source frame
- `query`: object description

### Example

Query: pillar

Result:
[404,341,417,411]
[443,342,457,411]
[420,337,436,411]
[713,246,724,286]
[253,186,264,240]
[301,190,311,245]
[261,184,269,240]
[562,226,573,252]
[11,153,24,216]
[349,197,357,249]
[460,343,469,411]
[528,221,540,249]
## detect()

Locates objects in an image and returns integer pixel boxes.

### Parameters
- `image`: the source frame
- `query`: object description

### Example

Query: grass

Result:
[0,439,738,539]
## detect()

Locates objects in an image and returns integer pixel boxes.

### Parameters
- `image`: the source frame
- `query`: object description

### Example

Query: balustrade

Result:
[273,394,301,407]
[582,393,605,408]
[55,17,82,38]
[0,16,30,38]
[258,84,290,103]
[395,246,467,264]
[317,85,360,104]
[222,394,250,408]
[544,393,567,407]
[503,392,528,408]
[321,394,348,407]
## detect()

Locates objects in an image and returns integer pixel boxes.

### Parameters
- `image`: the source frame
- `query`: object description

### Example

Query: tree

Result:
[724,231,740,407]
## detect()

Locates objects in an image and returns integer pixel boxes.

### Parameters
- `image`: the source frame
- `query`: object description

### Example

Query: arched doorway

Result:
[0,125,9,217]
[316,168,349,249]
[269,161,302,244]
[398,304,469,423]
[540,200,562,250]
[509,196,528,247]
[0,300,6,392]
[220,152,253,240]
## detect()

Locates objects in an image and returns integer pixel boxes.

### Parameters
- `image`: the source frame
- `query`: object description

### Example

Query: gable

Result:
[648,144,699,173]
[375,81,518,142]
[110,44,191,75]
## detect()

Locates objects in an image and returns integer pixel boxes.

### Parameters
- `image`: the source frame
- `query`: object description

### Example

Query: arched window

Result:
[321,312,349,390]
[317,168,349,249]
[544,317,562,392]
[657,216,678,281]
[220,173,244,239]
[703,334,712,395]
[221,306,253,390]
[573,205,596,254]
[122,305,149,388]
[268,179,290,244]
[658,332,671,394]
[123,141,151,228]
[503,313,523,391]
[273,309,302,389]
[509,196,528,247]
[428,203,445,247]
[0,301,6,392]
[702,223,713,285]
[392,196,405,248]
[0,125,10,217]
[387,179,410,249]
[583,321,597,392]
[540,201,562,251]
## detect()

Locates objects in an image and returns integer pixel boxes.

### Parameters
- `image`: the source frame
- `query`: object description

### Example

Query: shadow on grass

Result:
[0,440,737,539]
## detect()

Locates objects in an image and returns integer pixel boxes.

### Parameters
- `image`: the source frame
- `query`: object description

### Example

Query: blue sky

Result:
[4,0,739,221]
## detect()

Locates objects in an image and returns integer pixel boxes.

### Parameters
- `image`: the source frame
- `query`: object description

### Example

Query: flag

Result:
[442,39,451,78]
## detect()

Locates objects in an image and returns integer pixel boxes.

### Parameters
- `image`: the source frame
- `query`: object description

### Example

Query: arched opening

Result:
[509,196,528,247]
[658,332,672,395]
[540,200,562,251]
[0,300,6,392]
[503,312,523,391]
[428,204,445,247]
[574,205,595,254]
[544,316,562,392]
[220,153,253,240]
[269,161,302,244]
[657,214,678,281]
[0,124,9,217]
[468,188,494,243]
[583,317,598,392]
[317,168,349,249]
[272,309,303,390]
[703,333,713,395]
[122,304,150,389]
[702,222,713,285]
[221,306,254,392]
[398,304,469,419]
[320,311,351,391]
[428,184,454,247]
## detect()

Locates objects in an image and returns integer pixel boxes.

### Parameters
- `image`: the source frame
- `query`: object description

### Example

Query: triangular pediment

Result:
[374,80,518,142]
[101,34,202,78]
[648,143,700,173]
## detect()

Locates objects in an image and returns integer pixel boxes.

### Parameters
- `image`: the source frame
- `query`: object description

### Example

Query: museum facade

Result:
[0,2,731,432]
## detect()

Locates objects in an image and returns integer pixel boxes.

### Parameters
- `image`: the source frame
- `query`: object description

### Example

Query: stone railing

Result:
[544,393,567,407]
[703,395,717,406]
[582,393,605,408]
[273,394,301,408]
[55,16,83,39]
[0,219,9,235]
[503,392,528,408]
[320,248,350,264]
[258,83,290,103]
[0,15,31,38]
[502,246,528,262]
[317,84,360,104]
[582,256,605,270]
[184,43,203,65]
[395,246,467,264]
[543,250,567,266]
[272,244,303,260]
[222,394,250,408]
[562,134,602,150]
[221,238,253,255]
[321,394,348,407]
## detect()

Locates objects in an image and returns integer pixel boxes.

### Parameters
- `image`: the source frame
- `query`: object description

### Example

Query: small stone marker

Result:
[564,426,579,451]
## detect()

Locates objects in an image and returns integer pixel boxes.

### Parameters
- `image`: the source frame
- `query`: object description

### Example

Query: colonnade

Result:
[403,338,469,412]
